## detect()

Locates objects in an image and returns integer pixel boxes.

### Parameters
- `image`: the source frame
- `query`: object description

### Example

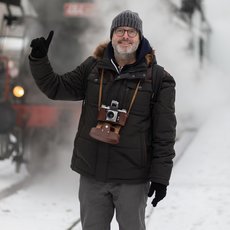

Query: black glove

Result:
[148,182,167,207]
[30,31,54,58]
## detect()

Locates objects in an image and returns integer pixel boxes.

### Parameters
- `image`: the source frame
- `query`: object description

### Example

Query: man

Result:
[29,10,176,230]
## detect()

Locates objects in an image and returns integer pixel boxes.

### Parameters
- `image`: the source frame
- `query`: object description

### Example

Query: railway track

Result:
[0,175,32,200]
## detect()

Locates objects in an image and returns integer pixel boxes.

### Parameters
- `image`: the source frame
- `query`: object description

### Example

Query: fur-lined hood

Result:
[93,39,156,66]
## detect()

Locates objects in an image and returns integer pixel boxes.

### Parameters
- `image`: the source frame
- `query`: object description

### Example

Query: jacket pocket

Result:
[85,74,101,107]
[126,81,152,116]
[74,137,98,174]
[110,145,143,169]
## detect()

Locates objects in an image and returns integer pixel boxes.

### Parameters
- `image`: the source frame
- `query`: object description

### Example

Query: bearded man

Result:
[29,10,176,230]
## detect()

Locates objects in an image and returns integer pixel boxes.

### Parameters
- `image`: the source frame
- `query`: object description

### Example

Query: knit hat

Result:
[110,10,143,39]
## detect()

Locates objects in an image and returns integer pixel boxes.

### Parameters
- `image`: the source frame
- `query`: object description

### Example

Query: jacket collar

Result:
[93,37,157,68]
[93,37,157,80]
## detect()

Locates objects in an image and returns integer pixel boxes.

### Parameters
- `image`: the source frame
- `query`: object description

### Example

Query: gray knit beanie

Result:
[110,10,143,39]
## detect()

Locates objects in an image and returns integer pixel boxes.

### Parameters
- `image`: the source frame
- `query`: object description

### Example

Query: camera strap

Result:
[127,80,141,114]
[98,69,104,111]
[98,69,141,115]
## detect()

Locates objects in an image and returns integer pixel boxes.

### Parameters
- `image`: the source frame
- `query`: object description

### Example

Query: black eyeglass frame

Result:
[114,28,138,38]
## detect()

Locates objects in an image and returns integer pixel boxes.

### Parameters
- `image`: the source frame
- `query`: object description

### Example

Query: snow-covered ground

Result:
[0,143,80,229]
[1,0,230,229]
[0,126,194,230]
[1,106,230,230]
[148,107,230,230]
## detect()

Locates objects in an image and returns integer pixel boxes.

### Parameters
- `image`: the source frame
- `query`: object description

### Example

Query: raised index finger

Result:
[46,31,54,45]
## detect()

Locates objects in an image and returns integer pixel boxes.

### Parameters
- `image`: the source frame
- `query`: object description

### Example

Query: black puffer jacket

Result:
[29,38,176,185]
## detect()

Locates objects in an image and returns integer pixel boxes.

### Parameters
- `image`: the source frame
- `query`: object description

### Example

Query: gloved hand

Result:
[148,182,167,207]
[30,31,54,58]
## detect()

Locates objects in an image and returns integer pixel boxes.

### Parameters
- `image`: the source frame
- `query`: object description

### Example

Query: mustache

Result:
[118,38,132,43]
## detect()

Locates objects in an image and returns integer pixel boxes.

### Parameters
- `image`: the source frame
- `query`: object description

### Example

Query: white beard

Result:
[112,40,139,59]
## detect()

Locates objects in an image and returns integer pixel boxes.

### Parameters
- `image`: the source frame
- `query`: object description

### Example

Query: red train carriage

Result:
[0,56,74,173]
[0,0,96,173]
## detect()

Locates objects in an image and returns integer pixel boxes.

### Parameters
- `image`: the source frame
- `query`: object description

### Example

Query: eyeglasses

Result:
[114,28,138,38]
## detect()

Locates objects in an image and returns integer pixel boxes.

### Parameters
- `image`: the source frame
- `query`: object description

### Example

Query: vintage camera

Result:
[104,100,119,123]
[89,100,128,144]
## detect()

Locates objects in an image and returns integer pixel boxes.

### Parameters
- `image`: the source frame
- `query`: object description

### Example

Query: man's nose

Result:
[123,31,129,39]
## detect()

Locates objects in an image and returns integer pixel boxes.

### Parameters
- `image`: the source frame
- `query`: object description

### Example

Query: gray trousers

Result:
[79,175,149,230]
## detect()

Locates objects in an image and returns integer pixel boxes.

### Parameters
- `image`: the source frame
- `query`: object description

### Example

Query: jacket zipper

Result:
[110,58,120,74]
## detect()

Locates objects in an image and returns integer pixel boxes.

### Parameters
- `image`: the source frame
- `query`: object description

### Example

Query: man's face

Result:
[112,26,140,55]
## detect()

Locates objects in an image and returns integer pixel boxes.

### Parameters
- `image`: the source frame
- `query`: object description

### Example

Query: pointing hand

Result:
[30,31,54,58]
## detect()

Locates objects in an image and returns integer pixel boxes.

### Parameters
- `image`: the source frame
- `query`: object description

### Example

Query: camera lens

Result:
[107,111,114,119]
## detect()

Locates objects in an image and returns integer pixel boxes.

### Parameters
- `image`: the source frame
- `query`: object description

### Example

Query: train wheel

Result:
[2,128,26,173]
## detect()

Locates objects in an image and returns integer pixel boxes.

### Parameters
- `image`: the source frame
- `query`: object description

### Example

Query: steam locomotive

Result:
[0,0,96,173]
[0,56,52,172]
